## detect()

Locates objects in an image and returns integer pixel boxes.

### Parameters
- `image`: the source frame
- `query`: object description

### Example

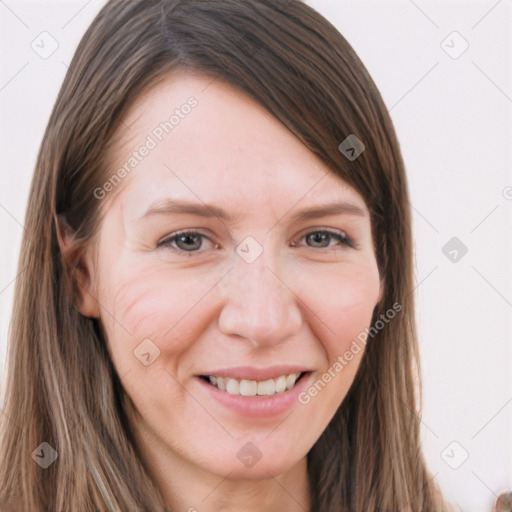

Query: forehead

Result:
[107,71,367,219]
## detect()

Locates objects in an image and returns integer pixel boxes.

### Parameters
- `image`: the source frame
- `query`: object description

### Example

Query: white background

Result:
[1,1,511,511]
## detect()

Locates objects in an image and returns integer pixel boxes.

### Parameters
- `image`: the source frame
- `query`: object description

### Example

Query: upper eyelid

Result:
[158,229,210,244]
[298,226,349,238]
[298,228,356,248]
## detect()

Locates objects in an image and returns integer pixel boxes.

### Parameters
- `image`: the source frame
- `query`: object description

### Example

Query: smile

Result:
[203,372,304,396]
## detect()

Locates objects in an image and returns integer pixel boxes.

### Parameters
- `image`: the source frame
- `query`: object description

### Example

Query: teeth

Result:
[239,379,257,396]
[275,375,287,393]
[285,374,296,390]
[257,378,275,395]
[206,372,302,396]
[226,379,239,395]
[216,377,226,391]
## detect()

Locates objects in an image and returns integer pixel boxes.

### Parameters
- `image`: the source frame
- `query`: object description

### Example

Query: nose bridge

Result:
[218,244,302,345]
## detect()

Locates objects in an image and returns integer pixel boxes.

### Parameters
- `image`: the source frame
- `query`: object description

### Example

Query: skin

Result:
[66,72,383,512]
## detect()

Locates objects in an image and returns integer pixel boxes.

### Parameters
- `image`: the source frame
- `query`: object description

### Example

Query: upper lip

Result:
[198,365,311,381]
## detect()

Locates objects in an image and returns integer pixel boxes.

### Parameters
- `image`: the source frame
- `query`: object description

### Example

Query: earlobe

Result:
[55,214,100,318]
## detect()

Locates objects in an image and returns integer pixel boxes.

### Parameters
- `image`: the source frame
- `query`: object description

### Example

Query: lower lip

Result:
[196,373,312,419]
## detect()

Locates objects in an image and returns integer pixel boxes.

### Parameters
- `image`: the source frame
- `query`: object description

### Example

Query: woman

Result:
[0,0,453,510]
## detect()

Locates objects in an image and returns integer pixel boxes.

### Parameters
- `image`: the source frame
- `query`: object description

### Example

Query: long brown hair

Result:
[0,0,450,510]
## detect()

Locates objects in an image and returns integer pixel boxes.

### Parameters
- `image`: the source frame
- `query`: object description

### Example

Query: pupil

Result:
[177,234,201,251]
[308,232,329,247]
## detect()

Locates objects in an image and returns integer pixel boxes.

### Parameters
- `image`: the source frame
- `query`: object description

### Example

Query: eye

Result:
[157,228,355,254]
[157,230,216,253]
[294,229,356,249]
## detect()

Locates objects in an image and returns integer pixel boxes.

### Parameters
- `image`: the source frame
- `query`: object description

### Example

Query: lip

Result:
[196,365,311,381]
[195,370,313,419]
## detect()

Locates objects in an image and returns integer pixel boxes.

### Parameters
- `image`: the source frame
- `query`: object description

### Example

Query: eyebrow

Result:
[138,199,240,223]
[137,198,366,224]
[284,201,366,223]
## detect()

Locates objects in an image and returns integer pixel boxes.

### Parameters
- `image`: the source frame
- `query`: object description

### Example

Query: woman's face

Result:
[83,72,382,481]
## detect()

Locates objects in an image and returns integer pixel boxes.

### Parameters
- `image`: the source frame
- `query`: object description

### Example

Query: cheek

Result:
[95,261,227,436]
[97,260,224,372]
[292,262,380,414]
[296,260,380,362]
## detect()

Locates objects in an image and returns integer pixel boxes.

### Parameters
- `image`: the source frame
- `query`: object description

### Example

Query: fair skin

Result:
[64,72,382,512]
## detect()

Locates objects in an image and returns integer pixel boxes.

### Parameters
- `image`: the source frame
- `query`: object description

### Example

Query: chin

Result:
[212,458,299,481]
[199,439,306,480]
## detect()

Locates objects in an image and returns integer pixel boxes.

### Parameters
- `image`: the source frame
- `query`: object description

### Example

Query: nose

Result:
[217,246,303,347]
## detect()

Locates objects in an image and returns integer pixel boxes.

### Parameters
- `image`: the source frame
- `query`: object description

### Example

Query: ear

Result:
[55,214,100,318]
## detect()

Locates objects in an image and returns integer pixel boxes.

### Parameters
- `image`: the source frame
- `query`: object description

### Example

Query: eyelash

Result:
[157,229,356,253]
